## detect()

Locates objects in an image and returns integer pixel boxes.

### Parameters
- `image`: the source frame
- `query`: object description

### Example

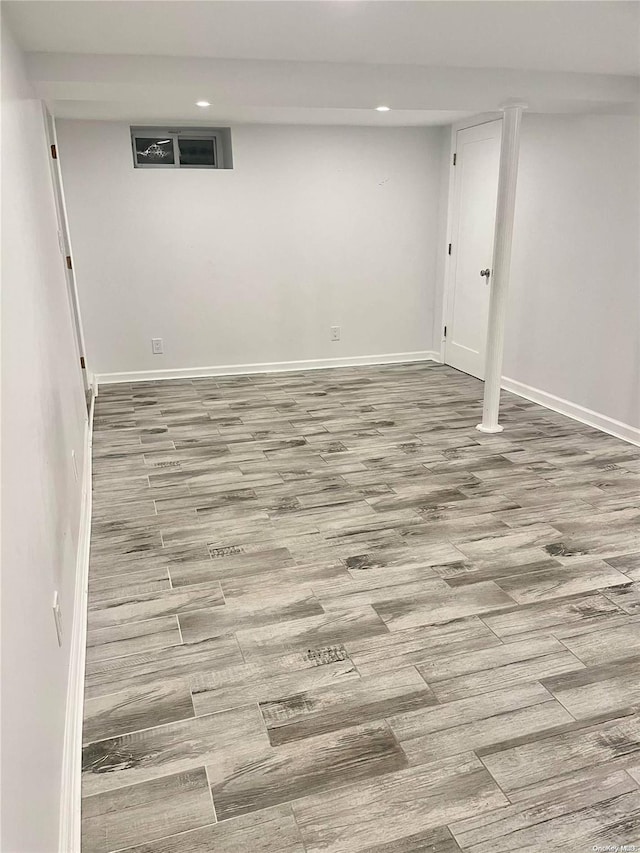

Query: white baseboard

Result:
[95,351,441,385]
[502,376,640,448]
[59,394,94,853]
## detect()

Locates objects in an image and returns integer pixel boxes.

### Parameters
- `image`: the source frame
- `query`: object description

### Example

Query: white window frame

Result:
[131,127,223,169]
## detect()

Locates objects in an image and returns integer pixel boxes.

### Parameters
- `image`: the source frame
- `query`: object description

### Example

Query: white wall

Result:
[0,20,88,853]
[505,114,640,429]
[54,112,640,428]
[55,120,446,378]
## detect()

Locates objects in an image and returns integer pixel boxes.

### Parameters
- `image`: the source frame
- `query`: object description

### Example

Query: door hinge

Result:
[448,243,452,255]
[66,255,73,270]
[453,152,456,165]
[80,356,86,369]
[51,144,57,159]
[443,326,447,338]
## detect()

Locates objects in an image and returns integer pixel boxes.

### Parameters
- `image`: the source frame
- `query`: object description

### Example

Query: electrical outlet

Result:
[151,338,164,354]
[71,449,78,482]
[53,591,63,647]
[330,326,340,342]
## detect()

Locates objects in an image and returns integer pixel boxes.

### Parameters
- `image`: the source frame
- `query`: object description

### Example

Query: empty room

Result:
[2,1,640,851]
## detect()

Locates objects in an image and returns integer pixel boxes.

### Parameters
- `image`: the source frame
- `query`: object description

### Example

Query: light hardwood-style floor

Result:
[82,362,640,852]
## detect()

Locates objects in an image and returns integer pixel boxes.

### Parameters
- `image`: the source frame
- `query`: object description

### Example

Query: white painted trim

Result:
[43,106,92,392]
[478,103,525,432]
[450,112,503,134]
[95,351,441,385]
[59,394,94,853]
[502,377,640,447]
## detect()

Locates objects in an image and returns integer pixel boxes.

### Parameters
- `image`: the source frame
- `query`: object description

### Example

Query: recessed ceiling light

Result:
[376,105,391,112]
[196,100,211,108]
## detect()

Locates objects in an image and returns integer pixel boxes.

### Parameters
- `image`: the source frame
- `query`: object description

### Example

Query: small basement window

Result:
[130,127,233,169]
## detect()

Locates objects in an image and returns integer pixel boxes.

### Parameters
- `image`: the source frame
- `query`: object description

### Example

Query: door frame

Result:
[42,105,93,399]
[438,112,502,367]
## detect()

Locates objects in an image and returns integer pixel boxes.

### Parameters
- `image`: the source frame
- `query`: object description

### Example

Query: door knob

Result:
[480,268,491,279]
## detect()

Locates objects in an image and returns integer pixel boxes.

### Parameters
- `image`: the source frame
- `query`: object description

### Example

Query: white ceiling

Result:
[5,0,640,126]
[7,1,640,75]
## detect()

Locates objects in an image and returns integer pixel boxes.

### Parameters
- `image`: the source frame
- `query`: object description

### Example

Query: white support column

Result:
[477,101,527,434]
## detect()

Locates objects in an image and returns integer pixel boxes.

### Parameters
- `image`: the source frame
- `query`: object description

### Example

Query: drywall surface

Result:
[0,20,88,853]
[506,113,640,428]
[56,121,444,376]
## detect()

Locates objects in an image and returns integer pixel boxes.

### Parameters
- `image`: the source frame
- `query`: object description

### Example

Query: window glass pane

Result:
[135,137,174,164]
[179,138,216,167]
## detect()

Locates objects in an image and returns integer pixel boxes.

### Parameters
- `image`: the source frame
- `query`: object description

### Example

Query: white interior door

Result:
[43,106,91,399]
[445,120,501,380]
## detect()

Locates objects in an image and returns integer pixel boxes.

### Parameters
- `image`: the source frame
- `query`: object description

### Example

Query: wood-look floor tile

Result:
[454,524,564,560]
[178,590,323,642]
[602,580,640,614]
[418,638,584,703]
[389,682,559,741]
[85,616,182,665]
[416,637,563,683]
[317,577,453,610]
[209,720,407,820]
[372,581,516,632]
[153,487,258,515]
[561,620,640,666]
[89,500,159,521]
[400,699,572,766]
[544,529,640,564]
[394,514,513,547]
[292,752,508,853]
[479,711,640,793]
[88,567,171,603]
[82,704,269,796]
[493,559,632,604]
[169,546,295,587]
[82,768,214,853]
[441,556,562,587]
[493,498,594,529]
[449,768,640,852]
[235,607,389,660]
[340,541,466,573]
[115,804,306,853]
[629,765,640,785]
[191,654,359,716]
[220,561,350,598]
[87,582,225,630]
[88,542,212,578]
[85,363,640,850]
[261,667,436,745]
[606,552,640,580]
[481,593,622,641]
[83,680,194,745]
[541,656,640,719]
[346,616,500,677]
[315,563,441,596]
[85,634,244,699]
[355,825,462,853]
